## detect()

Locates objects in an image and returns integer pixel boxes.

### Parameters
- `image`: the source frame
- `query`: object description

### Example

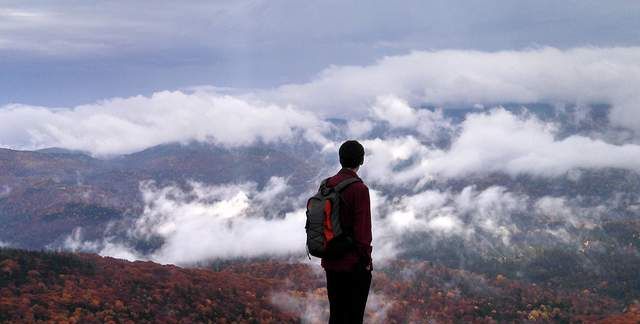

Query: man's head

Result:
[339,140,365,169]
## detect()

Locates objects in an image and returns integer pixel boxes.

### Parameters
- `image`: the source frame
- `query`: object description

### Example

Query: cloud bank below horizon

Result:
[0,91,328,156]
[60,169,626,267]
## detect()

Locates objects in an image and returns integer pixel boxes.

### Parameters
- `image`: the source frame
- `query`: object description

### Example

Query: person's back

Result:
[321,140,372,324]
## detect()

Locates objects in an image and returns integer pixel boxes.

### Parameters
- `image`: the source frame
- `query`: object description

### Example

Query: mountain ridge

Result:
[2,247,639,323]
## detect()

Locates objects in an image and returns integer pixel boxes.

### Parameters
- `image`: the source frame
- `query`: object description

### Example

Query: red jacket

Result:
[321,168,373,272]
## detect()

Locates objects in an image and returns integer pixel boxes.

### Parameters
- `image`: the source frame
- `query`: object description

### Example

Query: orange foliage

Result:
[0,249,634,323]
[0,249,297,323]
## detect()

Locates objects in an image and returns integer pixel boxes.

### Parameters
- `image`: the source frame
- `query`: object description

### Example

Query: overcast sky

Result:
[2,0,640,106]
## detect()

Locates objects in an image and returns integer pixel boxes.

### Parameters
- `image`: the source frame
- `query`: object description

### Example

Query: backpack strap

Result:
[334,177,361,238]
[334,177,362,193]
[318,177,331,195]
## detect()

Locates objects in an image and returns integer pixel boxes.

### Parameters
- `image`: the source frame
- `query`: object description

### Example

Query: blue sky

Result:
[2,0,640,107]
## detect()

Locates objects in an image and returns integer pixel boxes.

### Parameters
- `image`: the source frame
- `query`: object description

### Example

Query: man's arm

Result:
[353,184,372,270]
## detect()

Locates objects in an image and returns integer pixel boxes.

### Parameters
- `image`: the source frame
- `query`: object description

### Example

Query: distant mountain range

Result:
[0,143,321,249]
[0,248,299,323]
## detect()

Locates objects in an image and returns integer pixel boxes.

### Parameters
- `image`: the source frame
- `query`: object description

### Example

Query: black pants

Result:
[325,269,372,324]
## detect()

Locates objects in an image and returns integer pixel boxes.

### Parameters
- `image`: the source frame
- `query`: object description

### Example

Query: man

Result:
[322,140,373,324]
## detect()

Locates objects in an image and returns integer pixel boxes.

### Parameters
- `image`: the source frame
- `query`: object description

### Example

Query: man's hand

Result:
[362,257,373,272]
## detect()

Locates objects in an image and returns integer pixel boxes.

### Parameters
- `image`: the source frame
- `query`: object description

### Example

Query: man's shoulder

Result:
[351,179,368,191]
[342,177,368,196]
[327,173,367,190]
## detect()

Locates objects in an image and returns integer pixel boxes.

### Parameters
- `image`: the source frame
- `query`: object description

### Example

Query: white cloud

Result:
[63,177,307,265]
[358,108,640,187]
[457,186,525,245]
[359,136,432,188]
[368,183,623,259]
[270,289,328,324]
[63,227,144,261]
[63,228,100,252]
[371,95,418,128]
[138,181,306,265]
[366,185,528,262]
[534,196,603,231]
[271,274,393,324]
[430,108,640,177]
[426,215,461,232]
[370,95,451,140]
[0,90,328,156]
[272,47,640,133]
[367,189,398,264]
[346,119,374,138]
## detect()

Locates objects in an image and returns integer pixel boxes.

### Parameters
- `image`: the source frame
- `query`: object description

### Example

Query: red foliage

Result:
[598,303,640,324]
[218,259,629,323]
[0,249,297,323]
[1,249,634,323]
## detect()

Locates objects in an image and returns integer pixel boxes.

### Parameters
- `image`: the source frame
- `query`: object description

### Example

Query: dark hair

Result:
[339,140,365,168]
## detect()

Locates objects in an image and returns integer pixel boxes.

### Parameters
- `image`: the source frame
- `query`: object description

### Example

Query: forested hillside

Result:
[2,248,639,323]
[0,249,296,323]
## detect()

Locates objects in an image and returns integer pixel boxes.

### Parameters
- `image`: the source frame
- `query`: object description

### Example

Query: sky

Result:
[2,0,640,107]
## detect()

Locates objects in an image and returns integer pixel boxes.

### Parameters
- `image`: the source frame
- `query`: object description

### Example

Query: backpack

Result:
[305,176,361,259]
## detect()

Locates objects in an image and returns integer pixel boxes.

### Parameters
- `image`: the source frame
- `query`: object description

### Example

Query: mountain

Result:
[2,248,638,323]
[0,248,299,323]
[0,143,321,249]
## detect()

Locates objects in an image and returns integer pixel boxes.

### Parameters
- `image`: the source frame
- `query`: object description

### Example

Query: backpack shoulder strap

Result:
[333,177,362,236]
[334,177,362,193]
[319,177,330,189]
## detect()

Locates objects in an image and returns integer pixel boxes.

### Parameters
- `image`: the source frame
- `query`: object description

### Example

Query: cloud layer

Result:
[60,174,621,267]
[65,177,308,264]
[273,50,640,206]
[0,90,327,156]
[359,106,640,187]
[273,47,640,128]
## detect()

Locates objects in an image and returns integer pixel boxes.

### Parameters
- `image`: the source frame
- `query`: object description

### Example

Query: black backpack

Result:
[305,177,361,259]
